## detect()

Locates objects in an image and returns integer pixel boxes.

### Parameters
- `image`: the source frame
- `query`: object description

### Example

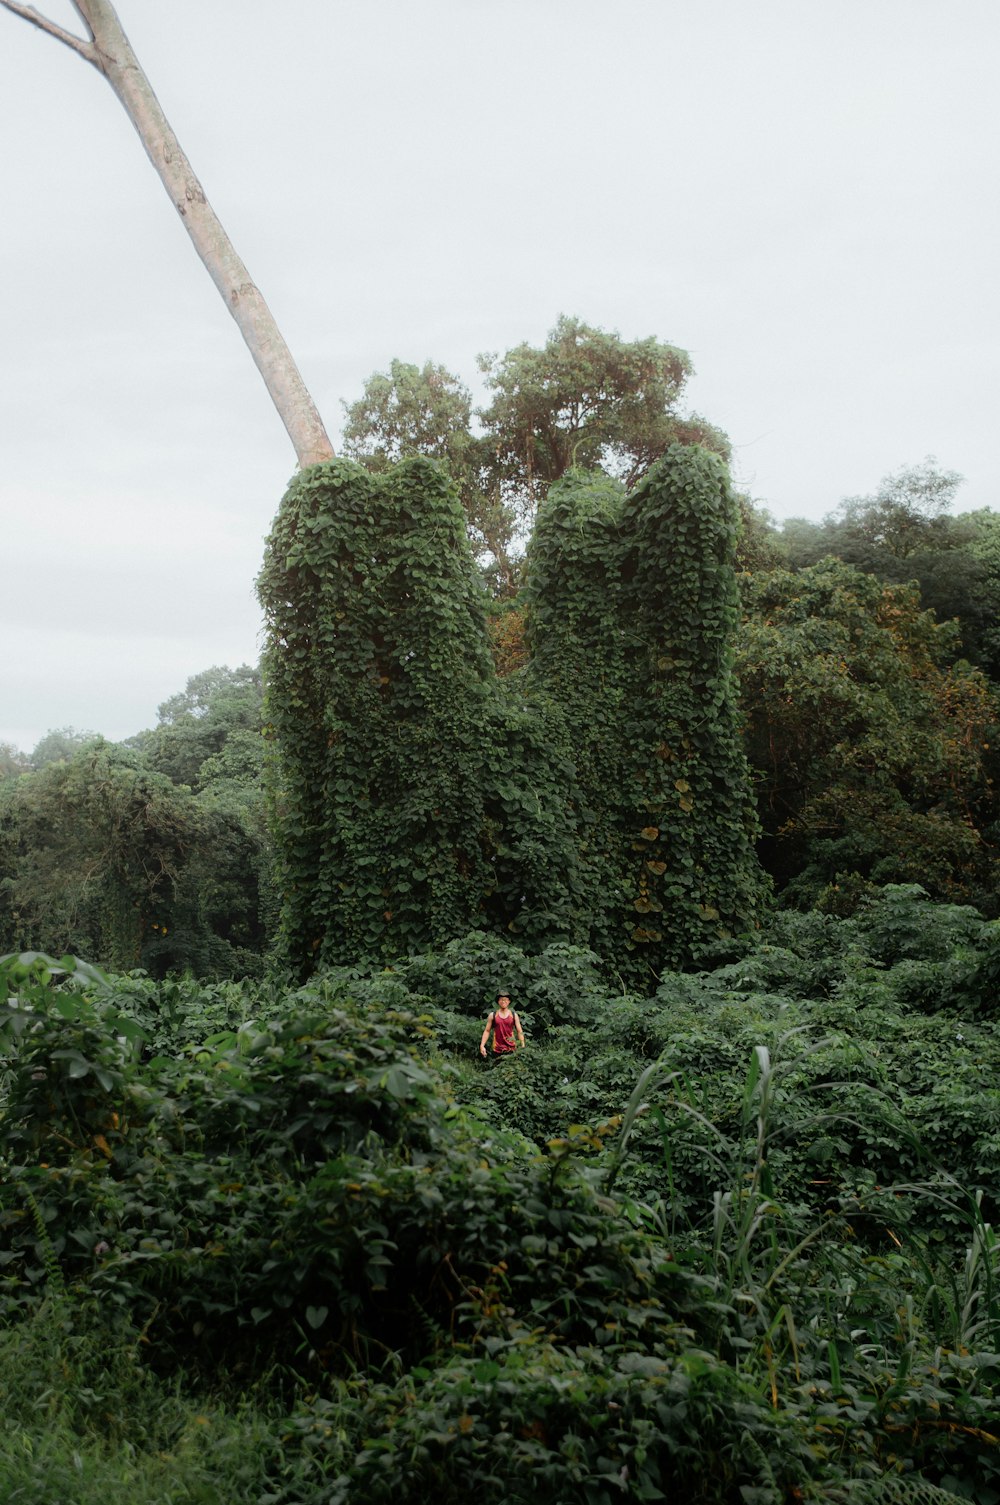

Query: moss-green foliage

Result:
[259,458,497,970]
[260,447,766,983]
[525,448,767,977]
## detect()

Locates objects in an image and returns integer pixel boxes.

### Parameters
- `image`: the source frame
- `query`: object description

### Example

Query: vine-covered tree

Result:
[258,458,500,971]
[525,451,766,974]
[260,446,766,984]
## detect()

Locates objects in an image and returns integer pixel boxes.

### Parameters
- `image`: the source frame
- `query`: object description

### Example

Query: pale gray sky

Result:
[2,0,998,751]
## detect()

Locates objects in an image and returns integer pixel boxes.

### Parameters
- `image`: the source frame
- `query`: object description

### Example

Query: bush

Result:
[3,916,1000,1500]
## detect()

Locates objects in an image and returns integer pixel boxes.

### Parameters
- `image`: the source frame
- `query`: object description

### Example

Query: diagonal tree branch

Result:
[68,0,96,38]
[0,0,99,64]
[1,0,335,467]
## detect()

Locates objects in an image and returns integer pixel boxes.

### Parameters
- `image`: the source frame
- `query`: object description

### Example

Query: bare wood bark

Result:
[1,0,335,467]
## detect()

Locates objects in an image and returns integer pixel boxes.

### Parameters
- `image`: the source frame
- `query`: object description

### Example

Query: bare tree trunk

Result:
[1,0,334,467]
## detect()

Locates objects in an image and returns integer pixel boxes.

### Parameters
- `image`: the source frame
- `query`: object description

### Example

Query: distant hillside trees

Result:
[0,668,275,976]
[738,559,1000,912]
[779,460,1000,676]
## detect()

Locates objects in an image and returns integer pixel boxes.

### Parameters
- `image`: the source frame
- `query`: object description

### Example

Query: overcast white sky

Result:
[2,0,998,752]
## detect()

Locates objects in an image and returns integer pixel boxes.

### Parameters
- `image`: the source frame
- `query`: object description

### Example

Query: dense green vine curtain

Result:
[259,447,765,982]
[259,459,496,970]
[525,448,767,977]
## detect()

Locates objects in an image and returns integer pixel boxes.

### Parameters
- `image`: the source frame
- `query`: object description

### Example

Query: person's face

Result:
[497,995,511,1012]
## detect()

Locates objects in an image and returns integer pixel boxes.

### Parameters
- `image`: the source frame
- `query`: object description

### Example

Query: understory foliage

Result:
[259,447,765,985]
[1,885,999,1502]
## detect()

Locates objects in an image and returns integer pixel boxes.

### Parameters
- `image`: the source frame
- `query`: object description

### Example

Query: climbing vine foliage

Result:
[259,448,766,983]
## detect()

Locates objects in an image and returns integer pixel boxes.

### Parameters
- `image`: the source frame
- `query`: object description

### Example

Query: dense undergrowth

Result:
[1,885,999,1502]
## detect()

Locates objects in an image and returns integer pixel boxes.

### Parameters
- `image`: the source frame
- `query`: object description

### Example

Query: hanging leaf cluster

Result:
[259,447,766,982]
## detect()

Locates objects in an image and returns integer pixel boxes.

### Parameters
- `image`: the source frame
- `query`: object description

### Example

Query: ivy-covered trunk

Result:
[259,459,497,972]
[524,445,767,982]
[261,448,767,983]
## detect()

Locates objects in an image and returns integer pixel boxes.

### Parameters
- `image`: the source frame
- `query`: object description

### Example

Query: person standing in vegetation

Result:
[480,993,525,1057]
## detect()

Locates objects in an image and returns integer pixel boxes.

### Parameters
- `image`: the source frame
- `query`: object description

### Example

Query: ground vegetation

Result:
[1,887,998,1500]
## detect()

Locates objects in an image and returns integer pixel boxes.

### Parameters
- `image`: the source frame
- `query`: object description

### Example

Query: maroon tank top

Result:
[493,1011,516,1052]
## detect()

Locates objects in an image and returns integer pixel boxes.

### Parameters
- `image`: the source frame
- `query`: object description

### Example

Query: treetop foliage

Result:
[476,313,730,501]
[0,744,28,781]
[155,663,261,726]
[776,458,1000,679]
[341,315,731,594]
[837,457,965,554]
[29,725,100,771]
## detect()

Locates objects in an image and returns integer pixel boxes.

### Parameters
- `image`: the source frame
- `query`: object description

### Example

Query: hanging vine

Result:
[260,447,766,983]
[523,447,767,981]
[259,458,497,971]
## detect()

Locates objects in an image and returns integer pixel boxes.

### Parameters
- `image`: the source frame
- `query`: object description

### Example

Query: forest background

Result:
[3,317,1000,979]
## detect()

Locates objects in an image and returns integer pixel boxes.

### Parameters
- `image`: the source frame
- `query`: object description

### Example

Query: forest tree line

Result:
[4,320,1000,979]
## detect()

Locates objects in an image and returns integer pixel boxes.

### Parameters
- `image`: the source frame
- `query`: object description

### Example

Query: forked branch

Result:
[0,1,98,63]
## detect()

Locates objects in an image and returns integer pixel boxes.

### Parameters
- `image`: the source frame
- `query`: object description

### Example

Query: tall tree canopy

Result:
[477,314,730,501]
[341,317,730,593]
[780,460,1000,673]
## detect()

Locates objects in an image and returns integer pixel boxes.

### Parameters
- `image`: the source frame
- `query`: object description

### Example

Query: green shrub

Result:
[4,922,1000,1501]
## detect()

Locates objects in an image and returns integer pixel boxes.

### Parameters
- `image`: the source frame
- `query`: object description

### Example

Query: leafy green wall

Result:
[258,458,496,970]
[259,447,766,982]
[525,448,767,975]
